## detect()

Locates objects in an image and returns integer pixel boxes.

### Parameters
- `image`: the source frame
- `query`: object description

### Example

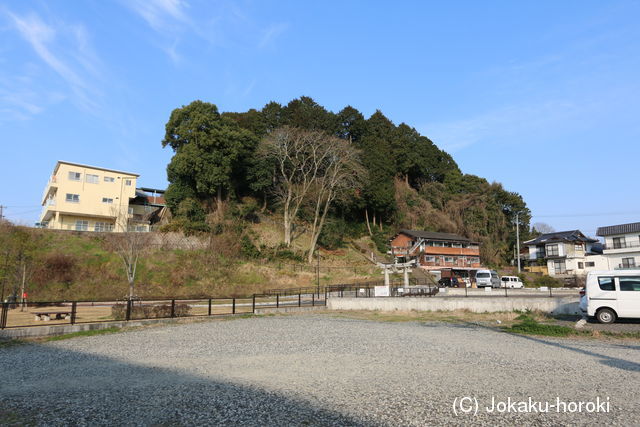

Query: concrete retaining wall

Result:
[327,296,581,315]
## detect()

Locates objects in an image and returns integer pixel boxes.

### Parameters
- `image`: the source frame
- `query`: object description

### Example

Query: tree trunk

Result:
[20,262,26,312]
[216,185,223,219]
[283,205,291,247]
[261,193,267,212]
[365,209,372,236]
[128,278,135,300]
[307,191,333,263]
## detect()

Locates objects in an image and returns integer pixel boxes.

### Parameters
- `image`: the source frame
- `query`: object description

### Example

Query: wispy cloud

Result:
[4,10,103,114]
[124,0,194,64]
[421,100,581,153]
[124,0,289,63]
[258,23,288,49]
[127,0,190,34]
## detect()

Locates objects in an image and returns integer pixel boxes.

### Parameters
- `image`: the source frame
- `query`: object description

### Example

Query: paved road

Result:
[1,315,638,426]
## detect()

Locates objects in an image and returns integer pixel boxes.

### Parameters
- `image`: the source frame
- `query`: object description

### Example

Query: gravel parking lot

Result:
[1,314,638,426]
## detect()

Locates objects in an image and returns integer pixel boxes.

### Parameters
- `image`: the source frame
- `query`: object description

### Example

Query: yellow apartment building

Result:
[39,161,164,232]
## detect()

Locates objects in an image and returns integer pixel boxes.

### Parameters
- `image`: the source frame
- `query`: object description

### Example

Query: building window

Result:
[75,220,88,231]
[469,257,479,263]
[104,176,115,183]
[578,262,584,269]
[85,174,99,184]
[68,171,81,181]
[65,193,80,203]
[547,244,559,257]
[125,179,132,186]
[536,246,546,258]
[94,222,113,232]
[424,256,435,262]
[102,197,113,204]
[598,277,615,291]
[553,259,566,274]
[613,237,626,249]
[575,244,583,251]
[444,257,454,263]
[585,262,595,267]
[622,257,636,268]
[619,277,640,292]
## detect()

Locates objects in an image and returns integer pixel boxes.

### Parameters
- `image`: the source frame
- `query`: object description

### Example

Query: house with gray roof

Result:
[522,230,606,276]
[597,222,640,269]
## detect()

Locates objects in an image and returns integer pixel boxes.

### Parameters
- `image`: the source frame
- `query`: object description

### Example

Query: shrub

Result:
[371,229,389,254]
[240,235,260,258]
[317,219,349,250]
[531,275,563,288]
[517,273,529,287]
[43,253,76,284]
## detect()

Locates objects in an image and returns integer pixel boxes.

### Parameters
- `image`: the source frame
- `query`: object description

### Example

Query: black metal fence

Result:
[327,282,566,299]
[0,290,326,330]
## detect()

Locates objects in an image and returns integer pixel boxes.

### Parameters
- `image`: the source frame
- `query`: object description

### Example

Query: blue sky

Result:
[1,0,639,237]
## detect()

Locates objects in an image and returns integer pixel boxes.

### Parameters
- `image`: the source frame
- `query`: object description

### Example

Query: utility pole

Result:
[516,211,521,274]
[0,205,4,221]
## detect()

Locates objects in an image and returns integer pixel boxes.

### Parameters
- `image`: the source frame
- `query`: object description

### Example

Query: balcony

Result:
[41,175,58,205]
[603,241,640,254]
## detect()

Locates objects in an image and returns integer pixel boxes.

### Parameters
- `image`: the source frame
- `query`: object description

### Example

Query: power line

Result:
[8,208,43,216]
[534,211,640,218]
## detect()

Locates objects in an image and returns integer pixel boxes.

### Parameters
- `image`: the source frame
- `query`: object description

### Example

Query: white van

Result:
[475,269,500,288]
[500,276,524,288]
[580,270,640,323]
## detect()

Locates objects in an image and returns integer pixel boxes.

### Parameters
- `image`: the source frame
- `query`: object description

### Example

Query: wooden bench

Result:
[33,311,71,321]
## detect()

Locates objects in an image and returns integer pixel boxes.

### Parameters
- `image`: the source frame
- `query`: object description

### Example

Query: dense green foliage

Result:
[162,96,532,264]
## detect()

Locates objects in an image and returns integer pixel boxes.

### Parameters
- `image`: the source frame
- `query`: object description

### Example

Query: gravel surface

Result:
[1,314,638,426]
[553,315,640,334]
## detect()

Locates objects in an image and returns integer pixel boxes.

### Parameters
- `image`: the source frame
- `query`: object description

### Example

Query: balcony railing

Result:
[604,242,640,250]
[41,175,58,204]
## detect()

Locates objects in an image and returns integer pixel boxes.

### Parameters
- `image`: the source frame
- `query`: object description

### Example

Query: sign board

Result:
[374,286,390,297]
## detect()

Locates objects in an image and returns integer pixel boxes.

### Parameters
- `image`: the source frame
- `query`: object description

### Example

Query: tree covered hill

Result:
[162,96,531,265]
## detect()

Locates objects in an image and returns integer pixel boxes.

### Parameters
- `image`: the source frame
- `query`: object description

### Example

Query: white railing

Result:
[41,176,58,204]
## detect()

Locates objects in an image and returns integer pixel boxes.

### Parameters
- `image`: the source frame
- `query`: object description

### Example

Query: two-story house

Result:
[522,230,605,276]
[389,230,481,272]
[596,222,640,270]
[38,161,164,232]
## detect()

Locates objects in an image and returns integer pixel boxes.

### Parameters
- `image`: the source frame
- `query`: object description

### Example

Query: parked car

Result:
[475,269,500,288]
[438,277,460,287]
[500,276,524,288]
[582,270,640,323]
